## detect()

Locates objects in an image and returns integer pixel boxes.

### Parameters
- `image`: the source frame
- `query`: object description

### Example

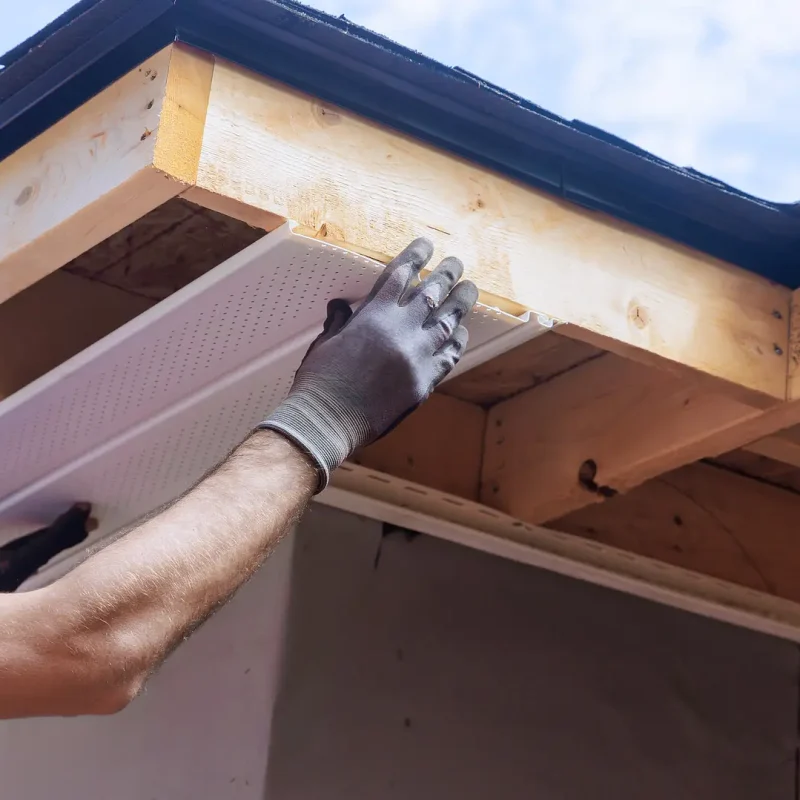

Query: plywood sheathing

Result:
[65,198,265,300]
[441,333,603,407]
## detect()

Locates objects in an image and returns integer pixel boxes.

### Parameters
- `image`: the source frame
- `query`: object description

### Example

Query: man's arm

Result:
[0,237,476,720]
[0,431,315,719]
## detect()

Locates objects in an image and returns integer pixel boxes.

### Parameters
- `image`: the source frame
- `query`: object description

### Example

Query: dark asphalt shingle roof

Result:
[2,0,799,285]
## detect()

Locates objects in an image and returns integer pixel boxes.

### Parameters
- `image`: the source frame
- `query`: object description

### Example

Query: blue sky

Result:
[2,0,798,202]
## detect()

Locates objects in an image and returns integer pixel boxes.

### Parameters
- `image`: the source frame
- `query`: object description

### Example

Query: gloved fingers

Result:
[360,238,434,309]
[52,502,92,527]
[435,324,469,359]
[404,256,464,319]
[428,325,469,387]
[48,503,95,548]
[424,280,478,347]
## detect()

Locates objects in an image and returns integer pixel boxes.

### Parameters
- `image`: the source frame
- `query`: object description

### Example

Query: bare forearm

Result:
[0,430,315,717]
[57,430,314,669]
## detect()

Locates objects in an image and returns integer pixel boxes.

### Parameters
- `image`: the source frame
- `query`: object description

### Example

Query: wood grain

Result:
[354,393,486,500]
[441,330,602,406]
[0,48,181,304]
[555,462,800,604]
[482,353,766,523]
[193,58,790,399]
[66,198,265,300]
[152,45,215,185]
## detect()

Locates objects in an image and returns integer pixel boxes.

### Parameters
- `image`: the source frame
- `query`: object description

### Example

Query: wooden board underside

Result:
[0,271,154,400]
[192,58,789,401]
[0,199,264,400]
[441,331,603,406]
[65,198,265,300]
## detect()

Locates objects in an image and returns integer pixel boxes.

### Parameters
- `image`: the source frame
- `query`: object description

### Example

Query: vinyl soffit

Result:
[0,224,547,568]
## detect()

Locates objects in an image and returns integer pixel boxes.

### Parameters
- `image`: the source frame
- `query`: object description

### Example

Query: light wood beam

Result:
[0,44,213,305]
[743,427,800,469]
[184,57,789,401]
[354,393,487,501]
[480,354,769,523]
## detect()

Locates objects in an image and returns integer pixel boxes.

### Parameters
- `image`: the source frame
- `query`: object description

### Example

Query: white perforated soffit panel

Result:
[0,223,552,583]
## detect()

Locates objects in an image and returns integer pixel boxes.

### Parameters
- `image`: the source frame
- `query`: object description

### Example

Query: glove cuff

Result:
[258,378,371,493]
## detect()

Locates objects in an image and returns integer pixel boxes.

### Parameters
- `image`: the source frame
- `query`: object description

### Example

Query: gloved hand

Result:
[259,238,478,491]
[0,503,95,592]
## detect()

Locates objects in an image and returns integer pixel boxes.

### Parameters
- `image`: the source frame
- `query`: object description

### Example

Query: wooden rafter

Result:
[480,353,765,522]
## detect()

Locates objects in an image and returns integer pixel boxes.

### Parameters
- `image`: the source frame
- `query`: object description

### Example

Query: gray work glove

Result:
[259,238,478,491]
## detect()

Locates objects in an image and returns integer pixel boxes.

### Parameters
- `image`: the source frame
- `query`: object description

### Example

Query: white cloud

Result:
[312,0,800,200]
[0,0,77,56]
[553,0,800,175]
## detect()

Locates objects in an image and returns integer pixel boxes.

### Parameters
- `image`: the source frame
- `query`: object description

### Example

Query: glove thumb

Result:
[321,298,353,339]
[303,298,353,362]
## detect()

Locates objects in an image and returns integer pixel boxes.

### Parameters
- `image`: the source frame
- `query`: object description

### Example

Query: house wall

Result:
[0,505,796,800]
[267,505,798,800]
[0,537,295,800]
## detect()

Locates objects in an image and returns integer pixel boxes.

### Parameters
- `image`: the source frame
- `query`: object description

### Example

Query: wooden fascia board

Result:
[0,44,213,305]
[184,56,788,401]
